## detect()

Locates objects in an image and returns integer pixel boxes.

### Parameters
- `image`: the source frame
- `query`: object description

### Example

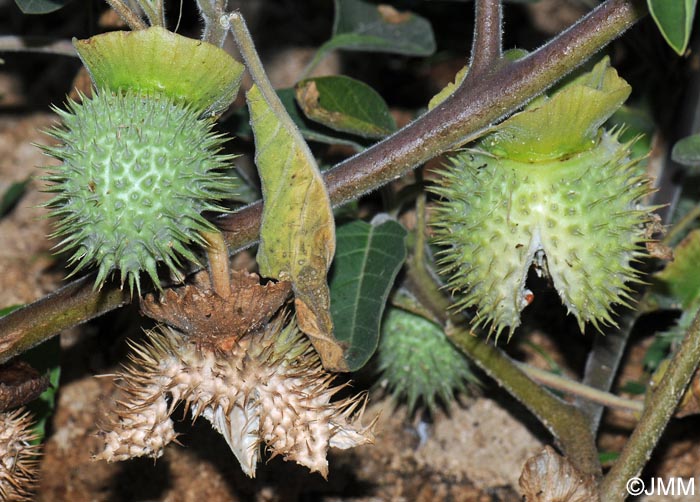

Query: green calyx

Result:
[432,132,651,337]
[44,89,238,294]
[483,57,631,162]
[73,27,244,117]
[378,308,475,412]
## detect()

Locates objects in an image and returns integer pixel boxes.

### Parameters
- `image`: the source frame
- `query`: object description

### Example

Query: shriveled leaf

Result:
[648,0,697,55]
[74,27,244,116]
[14,0,70,14]
[321,0,436,56]
[519,446,598,502]
[672,133,700,167]
[295,76,396,139]
[247,84,346,371]
[656,229,700,309]
[0,178,29,218]
[329,217,407,370]
[229,88,365,151]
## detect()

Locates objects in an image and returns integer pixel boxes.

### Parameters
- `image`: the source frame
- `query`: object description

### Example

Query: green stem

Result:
[226,11,313,160]
[136,0,164,26]
[517,362,643,413]
[600,308,700,502]
[0,0,644,364]
[195,0,228,47]
[104,0,148,30]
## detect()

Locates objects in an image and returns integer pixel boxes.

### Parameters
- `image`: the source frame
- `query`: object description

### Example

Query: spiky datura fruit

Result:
[96,317,374,478]
[378,308,475,412]
[45,90,237,292]
[431,58,654,337]
[0,409,40,502]
[43,28,244,293]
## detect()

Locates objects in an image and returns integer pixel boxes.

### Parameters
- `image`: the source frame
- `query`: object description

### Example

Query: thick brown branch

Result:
[0,0,644,363]
[469,0,502,76]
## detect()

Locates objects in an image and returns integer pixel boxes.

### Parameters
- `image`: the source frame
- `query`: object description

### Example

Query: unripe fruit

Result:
[430,58,654,337]
[44,90,237,293]
[42,27,244,293]
[378,308,475,412]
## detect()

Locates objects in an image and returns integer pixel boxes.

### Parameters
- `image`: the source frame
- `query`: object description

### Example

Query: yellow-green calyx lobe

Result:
[431,58,653,337]
[74,27,243,116]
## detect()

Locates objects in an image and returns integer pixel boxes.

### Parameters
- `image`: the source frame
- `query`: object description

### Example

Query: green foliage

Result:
[329,218,407,371]
[13,0,70,14]
[656,230,700,309]
[378,308,475,412]
[648,0,697,55]
[0,178,29,218]
[672,133,700,167]
[295,76,396,139]
[22,338,60,444]
[230,88,366,150]
[324,0,436,56]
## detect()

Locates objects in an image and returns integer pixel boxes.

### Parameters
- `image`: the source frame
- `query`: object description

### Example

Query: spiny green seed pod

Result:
[431,58,654,337]
[44,90,237,293]
[43,27,244,293]
[378,308,475,412]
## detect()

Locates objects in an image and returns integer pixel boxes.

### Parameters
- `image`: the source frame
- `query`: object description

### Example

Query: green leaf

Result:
[14,0,70,14]
[329,217,407,371]
[672,133,700,167]
[23,337,60,444]
[0,305,23,317]
[323,0,436,56]
[655,229,700,309]
[74,27,244,116]
[295,76,396,139]
[648,0,697,55]
[228,88,366,150]
[0,178,29,218]
[247,84,347,371]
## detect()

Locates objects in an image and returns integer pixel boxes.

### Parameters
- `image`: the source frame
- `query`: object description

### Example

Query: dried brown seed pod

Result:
[0,409,40,502]
[519,446,599,502]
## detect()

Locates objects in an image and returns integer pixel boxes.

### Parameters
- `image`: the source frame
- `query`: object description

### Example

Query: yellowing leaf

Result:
[428,65,468,110]
[247,84,347,371]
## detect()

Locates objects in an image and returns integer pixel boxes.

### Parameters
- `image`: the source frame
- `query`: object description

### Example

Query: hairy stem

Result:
[136,0,165,27]
[469,0,502,76]
[0,37,76,57]
[406,195,601,478]
[104,0,148,30]
[518,362,643,413]
[195,0,228,47]
[600,308,700,501]
[0,0,644,363]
